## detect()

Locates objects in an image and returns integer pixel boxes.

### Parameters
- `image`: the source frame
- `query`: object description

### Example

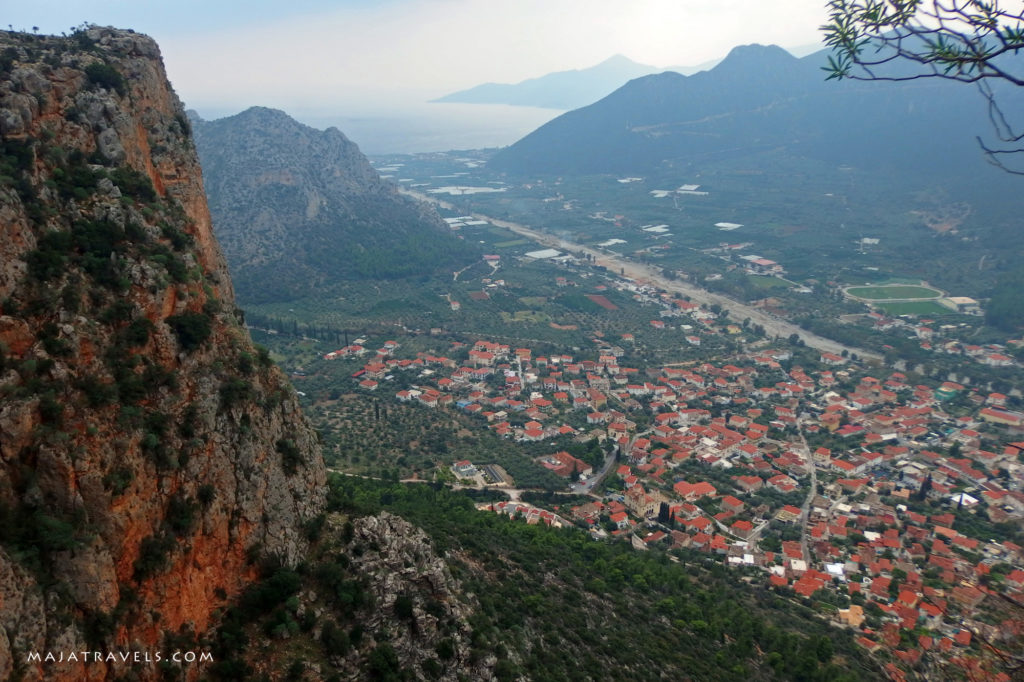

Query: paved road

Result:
[796,421,818,564]
[405,189,881,362]
[571,447,618,496]
[333,469,582,502]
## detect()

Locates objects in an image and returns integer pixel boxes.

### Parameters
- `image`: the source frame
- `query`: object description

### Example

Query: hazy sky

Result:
[9,0,829,114]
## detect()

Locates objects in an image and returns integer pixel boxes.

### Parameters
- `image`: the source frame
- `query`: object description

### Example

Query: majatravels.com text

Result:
[26,650,213,664]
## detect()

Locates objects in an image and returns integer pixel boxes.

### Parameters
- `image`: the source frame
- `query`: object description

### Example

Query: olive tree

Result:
[822,0,1024,171]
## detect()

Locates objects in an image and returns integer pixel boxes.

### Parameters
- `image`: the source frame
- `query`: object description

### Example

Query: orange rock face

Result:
[0,27,325,681]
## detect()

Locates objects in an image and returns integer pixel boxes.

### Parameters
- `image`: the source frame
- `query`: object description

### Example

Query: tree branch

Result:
[823,0,1024,171]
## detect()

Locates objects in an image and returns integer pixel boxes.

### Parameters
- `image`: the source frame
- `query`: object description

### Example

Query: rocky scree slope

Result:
[221,511,497,681]
[191,107,480,304]
[0,27,325,681]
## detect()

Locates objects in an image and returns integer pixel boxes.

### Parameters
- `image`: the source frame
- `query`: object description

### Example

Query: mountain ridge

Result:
[191,106,480,303]
[487,42,1024,178]
[433,54,691,110]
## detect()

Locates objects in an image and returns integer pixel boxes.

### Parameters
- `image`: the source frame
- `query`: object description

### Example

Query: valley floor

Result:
[404,187,882,362]
[241,151,1024,681]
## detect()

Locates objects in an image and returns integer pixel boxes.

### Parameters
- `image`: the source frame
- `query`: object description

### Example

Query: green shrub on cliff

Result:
[166,311,212,352]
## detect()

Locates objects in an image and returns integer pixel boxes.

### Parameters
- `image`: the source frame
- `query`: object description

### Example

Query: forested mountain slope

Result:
[205,476,881,681]
[488,43,1024,182]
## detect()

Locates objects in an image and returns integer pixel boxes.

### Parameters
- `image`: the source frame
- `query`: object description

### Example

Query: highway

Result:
[404,189,882,362]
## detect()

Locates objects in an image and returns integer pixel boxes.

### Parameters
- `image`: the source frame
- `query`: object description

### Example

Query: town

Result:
[239,148,1024,681]
[302,254,1024,682]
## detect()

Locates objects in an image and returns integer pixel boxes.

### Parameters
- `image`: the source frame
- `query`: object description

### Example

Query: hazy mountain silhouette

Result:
[432,54,714,110]
[488,43,1024,179]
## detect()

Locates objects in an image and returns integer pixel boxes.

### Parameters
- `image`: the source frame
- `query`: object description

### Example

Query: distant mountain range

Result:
[191,107,479,303]
[432,54,717,110]
[487,43,1024,179]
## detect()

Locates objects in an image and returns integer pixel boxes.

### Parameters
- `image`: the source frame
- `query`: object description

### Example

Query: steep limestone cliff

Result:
[0,27,326,680]
[190,107,480,303]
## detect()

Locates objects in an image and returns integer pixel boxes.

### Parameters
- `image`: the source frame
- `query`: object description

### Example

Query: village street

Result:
[796,420,818,564]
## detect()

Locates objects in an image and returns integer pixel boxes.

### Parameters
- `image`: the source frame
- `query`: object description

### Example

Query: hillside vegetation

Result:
[206,476,881,681]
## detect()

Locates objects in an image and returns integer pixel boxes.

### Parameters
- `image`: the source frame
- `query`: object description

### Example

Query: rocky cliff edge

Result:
[0,26,326,681]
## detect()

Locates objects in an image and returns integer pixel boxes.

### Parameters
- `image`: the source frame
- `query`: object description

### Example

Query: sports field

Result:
[876,301,950,316]
[845,285,942,300]
[748,275,790,290]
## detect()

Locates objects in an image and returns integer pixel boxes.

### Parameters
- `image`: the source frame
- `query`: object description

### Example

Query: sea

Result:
[273,100,562,155]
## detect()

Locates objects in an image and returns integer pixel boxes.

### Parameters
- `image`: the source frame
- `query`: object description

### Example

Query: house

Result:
[837,478,870,494]
[980,407,1024,427]
[452,460,478,479]
[775,505,801,523]
[643,530,667,545]
[950,585,986,610]
[469,349,495,366]
[831,459,860,475]
[731,519,754,538]
[767,474,797,492]
[733,475,763,493]
[363,362,387,379]
[521,428,545,442]
[674,480,718,501]
[541,451,592,478]
[721,495,745,513]
[417,391,441,407]
[746,257,783,274]
[981,353,1013,367]
[691,532,711,550]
